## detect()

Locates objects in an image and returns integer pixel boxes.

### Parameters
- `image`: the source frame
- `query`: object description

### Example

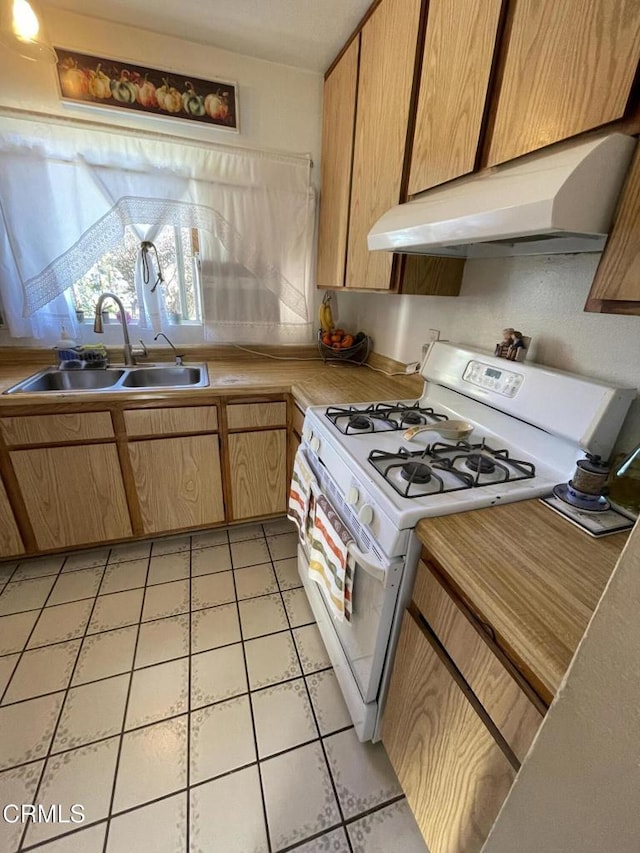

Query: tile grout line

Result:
[100,549,152,853]
[185,538,194,853]
[16,551,112,852]
[229,529,274,853]
[273,551,355,853]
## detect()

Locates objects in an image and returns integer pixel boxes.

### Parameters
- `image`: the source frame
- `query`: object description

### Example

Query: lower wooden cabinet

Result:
[228,429,287,520]
[10,444,131,550]
[128,434,225,534]
[0,477,24,557]
[382,610,516,853]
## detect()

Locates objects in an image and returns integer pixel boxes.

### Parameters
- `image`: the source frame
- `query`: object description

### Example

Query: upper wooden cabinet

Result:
[486,0,640,167]
[408,0,504,194]
[586,142,640,314]
[316,37,359,290]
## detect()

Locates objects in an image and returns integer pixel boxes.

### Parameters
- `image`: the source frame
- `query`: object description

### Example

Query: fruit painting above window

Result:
[54,48,239,131]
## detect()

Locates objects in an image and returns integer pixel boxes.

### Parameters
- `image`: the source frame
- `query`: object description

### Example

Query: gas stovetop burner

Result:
[325,403,448,434]
[465,453,496,474]
[401,461,432,484]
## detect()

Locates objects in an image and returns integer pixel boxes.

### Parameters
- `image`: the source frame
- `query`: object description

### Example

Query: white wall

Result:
[483,518,640,853]
[337,253,640,451]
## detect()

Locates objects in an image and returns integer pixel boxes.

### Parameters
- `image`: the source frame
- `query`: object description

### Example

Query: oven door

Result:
[297,493,403,706]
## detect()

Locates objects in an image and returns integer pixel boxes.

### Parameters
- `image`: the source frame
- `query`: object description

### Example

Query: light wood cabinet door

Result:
[128,435,225,534]
[345,0,422,290]
[10,444,131,550]
[409,0,503,194]
[486,0,640,167]
[228,430,287,520]
[1,412,113,446]
[586,142,640,314]
[0,477,24,558]
[382,611,516,853]
[317,37,359,289]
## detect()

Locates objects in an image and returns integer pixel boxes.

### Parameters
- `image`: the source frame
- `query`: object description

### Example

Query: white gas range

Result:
[296,343,634,741]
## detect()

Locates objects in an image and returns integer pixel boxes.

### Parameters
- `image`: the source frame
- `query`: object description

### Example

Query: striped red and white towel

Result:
[287,447,317,543]
[309,493,354,623]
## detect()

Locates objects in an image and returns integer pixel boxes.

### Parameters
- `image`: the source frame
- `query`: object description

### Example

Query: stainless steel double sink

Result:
[3,364,209,394]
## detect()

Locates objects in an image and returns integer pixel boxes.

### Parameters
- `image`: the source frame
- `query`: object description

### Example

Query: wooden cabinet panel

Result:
[1,412,114,446]
[414,563,543,763]
[124,406,218,437]
[486,0,640,167]
[346,0,422,290]
[292,404,305,438]
[0,477,24,558]
[11,444,131,550]
[586,142,640,312]
[128,435,225,535]
[382,610,516,853]
[317,37,359,288]
[228,430,287,519]
[409,0,503,194]
[227,402,287,430]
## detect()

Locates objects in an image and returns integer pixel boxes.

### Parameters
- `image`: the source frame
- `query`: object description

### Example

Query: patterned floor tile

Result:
[190,766,268,853]
[147,551,190,586]
[306,670,352,736]
[190,696,255,784]
[108,541,151,564]
[100,559,148,594]
[191,544,232,577]
[27,600,93,649]
[283,587,315,628]
[290,828,350,852]
[262,517,297,537]
[0,760,44,852]
[0,691,65,769]
[274,557,302,590]
[142,579,189,621]
[267,532,299,561]
[238,593,288,640]
[228,523,265,543]
[0,654,18,696]
[107,791,186,853]
[191,571,235,610]
[191,643,247,709]
[126,658,188,729]
[23,737,119,846]
[11,555,65,581]
[47,567,103,606]
[3,640,80,703]
[34,822,107,851]
[191,604,240,653]
[293,624,331,675]
[53,675,129,753]
[261,741,340,851]
[251,679,317,758]
[324,728,402,819]
[87,589,144,634]
[230,538,271,569]
[150,535,191,557]
[234,563,278,600]
[61,549,110,573]
[135,614,189,668]
[113,715,188,812]
[72,626,137,686]
[0,610,40,654]
[346,799,428,852]
[244,632,301,690]
[0,576,56,616]
[191,528,228,549]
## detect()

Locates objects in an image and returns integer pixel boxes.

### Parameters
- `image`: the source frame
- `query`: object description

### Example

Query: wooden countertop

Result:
[0,355,423,410]
[416,501,629,704]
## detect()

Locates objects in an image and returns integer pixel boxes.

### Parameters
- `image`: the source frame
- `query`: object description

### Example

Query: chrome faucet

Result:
[154,332,184,366]
[93,293,147,366]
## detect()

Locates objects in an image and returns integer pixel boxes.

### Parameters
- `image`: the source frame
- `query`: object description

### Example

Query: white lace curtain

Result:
[0,114,315,343]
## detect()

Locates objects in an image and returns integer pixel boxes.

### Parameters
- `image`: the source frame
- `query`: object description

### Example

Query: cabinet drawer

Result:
[413,562,543,763]
[292,404,305,437]
[227,402,287,430]
[0,412,114,446]
[124,406,218,437]
[382,610,516,853]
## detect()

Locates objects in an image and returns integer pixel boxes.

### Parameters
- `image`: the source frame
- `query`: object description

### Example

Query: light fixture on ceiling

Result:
[0,0,57,63]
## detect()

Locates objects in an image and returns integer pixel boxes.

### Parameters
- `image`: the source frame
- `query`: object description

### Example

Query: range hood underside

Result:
[398,230,607,258]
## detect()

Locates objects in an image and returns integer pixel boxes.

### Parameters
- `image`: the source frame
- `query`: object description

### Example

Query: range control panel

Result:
[462,360,524,398]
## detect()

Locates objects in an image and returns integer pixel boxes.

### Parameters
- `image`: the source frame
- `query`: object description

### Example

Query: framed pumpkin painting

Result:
[54,48,239,132]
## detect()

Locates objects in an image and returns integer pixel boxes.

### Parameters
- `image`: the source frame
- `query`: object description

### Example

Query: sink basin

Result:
[121,366,206,388]
[4,364,209,394]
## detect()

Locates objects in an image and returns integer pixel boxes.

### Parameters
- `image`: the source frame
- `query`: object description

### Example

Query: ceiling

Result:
[45,0,372,72]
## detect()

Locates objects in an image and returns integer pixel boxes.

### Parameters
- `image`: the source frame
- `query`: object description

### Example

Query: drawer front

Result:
[382,610,516,853]
[0,412,114,445]
[292,404,305,437]
[124,406,218,437]
[227,402,287,430]
[414,562,543,764]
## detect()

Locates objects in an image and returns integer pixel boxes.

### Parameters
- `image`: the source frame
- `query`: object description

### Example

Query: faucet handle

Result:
[132,339,149,360]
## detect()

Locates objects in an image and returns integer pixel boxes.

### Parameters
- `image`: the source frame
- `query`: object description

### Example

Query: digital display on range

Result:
[485,368,502,379]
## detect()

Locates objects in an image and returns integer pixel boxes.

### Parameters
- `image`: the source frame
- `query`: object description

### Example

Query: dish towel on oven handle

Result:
[309,493,354,623]
[288,446,317,545]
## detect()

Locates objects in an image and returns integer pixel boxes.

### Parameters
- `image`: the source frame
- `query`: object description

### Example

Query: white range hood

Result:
[368,133,636,258]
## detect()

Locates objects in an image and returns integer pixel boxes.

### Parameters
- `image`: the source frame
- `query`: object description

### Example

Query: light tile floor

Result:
[0,519,428,853]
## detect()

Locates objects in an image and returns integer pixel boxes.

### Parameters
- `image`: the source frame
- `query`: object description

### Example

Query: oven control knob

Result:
[347,487,359,506]
[358,504,374,526]
[310,435,320,452]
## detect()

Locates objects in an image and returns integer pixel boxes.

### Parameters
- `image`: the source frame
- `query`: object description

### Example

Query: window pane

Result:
[72,231,139,321]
